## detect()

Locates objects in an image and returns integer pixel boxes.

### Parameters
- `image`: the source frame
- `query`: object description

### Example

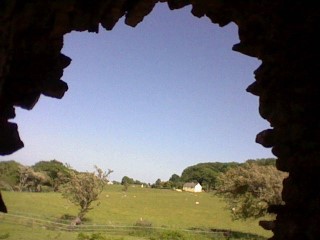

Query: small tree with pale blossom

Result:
[61,165,113,222]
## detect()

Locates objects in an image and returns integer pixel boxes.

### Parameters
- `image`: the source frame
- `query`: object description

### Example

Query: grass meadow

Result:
[0,185,273,240]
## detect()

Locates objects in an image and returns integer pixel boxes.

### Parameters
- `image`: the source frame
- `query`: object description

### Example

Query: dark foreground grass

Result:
[0,221,266,240]
[0,185,273,240]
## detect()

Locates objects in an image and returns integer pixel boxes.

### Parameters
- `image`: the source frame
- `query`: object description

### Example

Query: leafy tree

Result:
[61,166,113,221]
[18,166,50,192]
[168,174,183,189]
[181,162,238,191]
[169,174,180,183]
[154,178,162,188]
[32,160,70,191]
[121,176,146,188]
[122,182,129,192]
[216,162,287,219]
[18,166,33,191]
[162,181,173,189]
[133,179,142,185]
[245,158,277,166]
[0,160,21,190]
[121,176,134,185]
[151,178,163,188]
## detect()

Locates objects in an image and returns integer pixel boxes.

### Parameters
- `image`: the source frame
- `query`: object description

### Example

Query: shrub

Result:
[134,219,152,228]
[154,230,186,240]
[40,185,54,192]
[0,233,10,239]
[77,232,106,240]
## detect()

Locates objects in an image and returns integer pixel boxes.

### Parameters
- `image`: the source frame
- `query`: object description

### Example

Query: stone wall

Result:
[0,1,319,239]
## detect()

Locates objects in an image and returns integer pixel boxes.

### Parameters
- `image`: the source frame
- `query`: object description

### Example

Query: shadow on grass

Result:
[127,222,267,240]
[190,227,267,240]
[59,214,92,224]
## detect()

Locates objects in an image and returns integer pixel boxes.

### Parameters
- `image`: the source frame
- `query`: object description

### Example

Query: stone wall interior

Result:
[0,1,319,239]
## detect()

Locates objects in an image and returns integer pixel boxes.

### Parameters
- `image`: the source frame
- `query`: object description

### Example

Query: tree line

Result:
[0,160,72,192]
[0,158,287,220]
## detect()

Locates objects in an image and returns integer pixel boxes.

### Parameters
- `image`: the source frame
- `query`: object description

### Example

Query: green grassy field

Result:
[0,185,273,240]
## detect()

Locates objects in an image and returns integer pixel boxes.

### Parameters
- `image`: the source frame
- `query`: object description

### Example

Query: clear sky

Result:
[1,3,274,183]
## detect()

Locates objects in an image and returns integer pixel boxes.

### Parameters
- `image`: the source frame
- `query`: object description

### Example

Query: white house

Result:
[182,182,202,193]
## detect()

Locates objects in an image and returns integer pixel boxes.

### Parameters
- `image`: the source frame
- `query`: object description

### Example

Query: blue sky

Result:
[1,3,274,183]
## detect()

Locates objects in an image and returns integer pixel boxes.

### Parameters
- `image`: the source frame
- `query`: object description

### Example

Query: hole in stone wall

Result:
[1,4,273,183]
